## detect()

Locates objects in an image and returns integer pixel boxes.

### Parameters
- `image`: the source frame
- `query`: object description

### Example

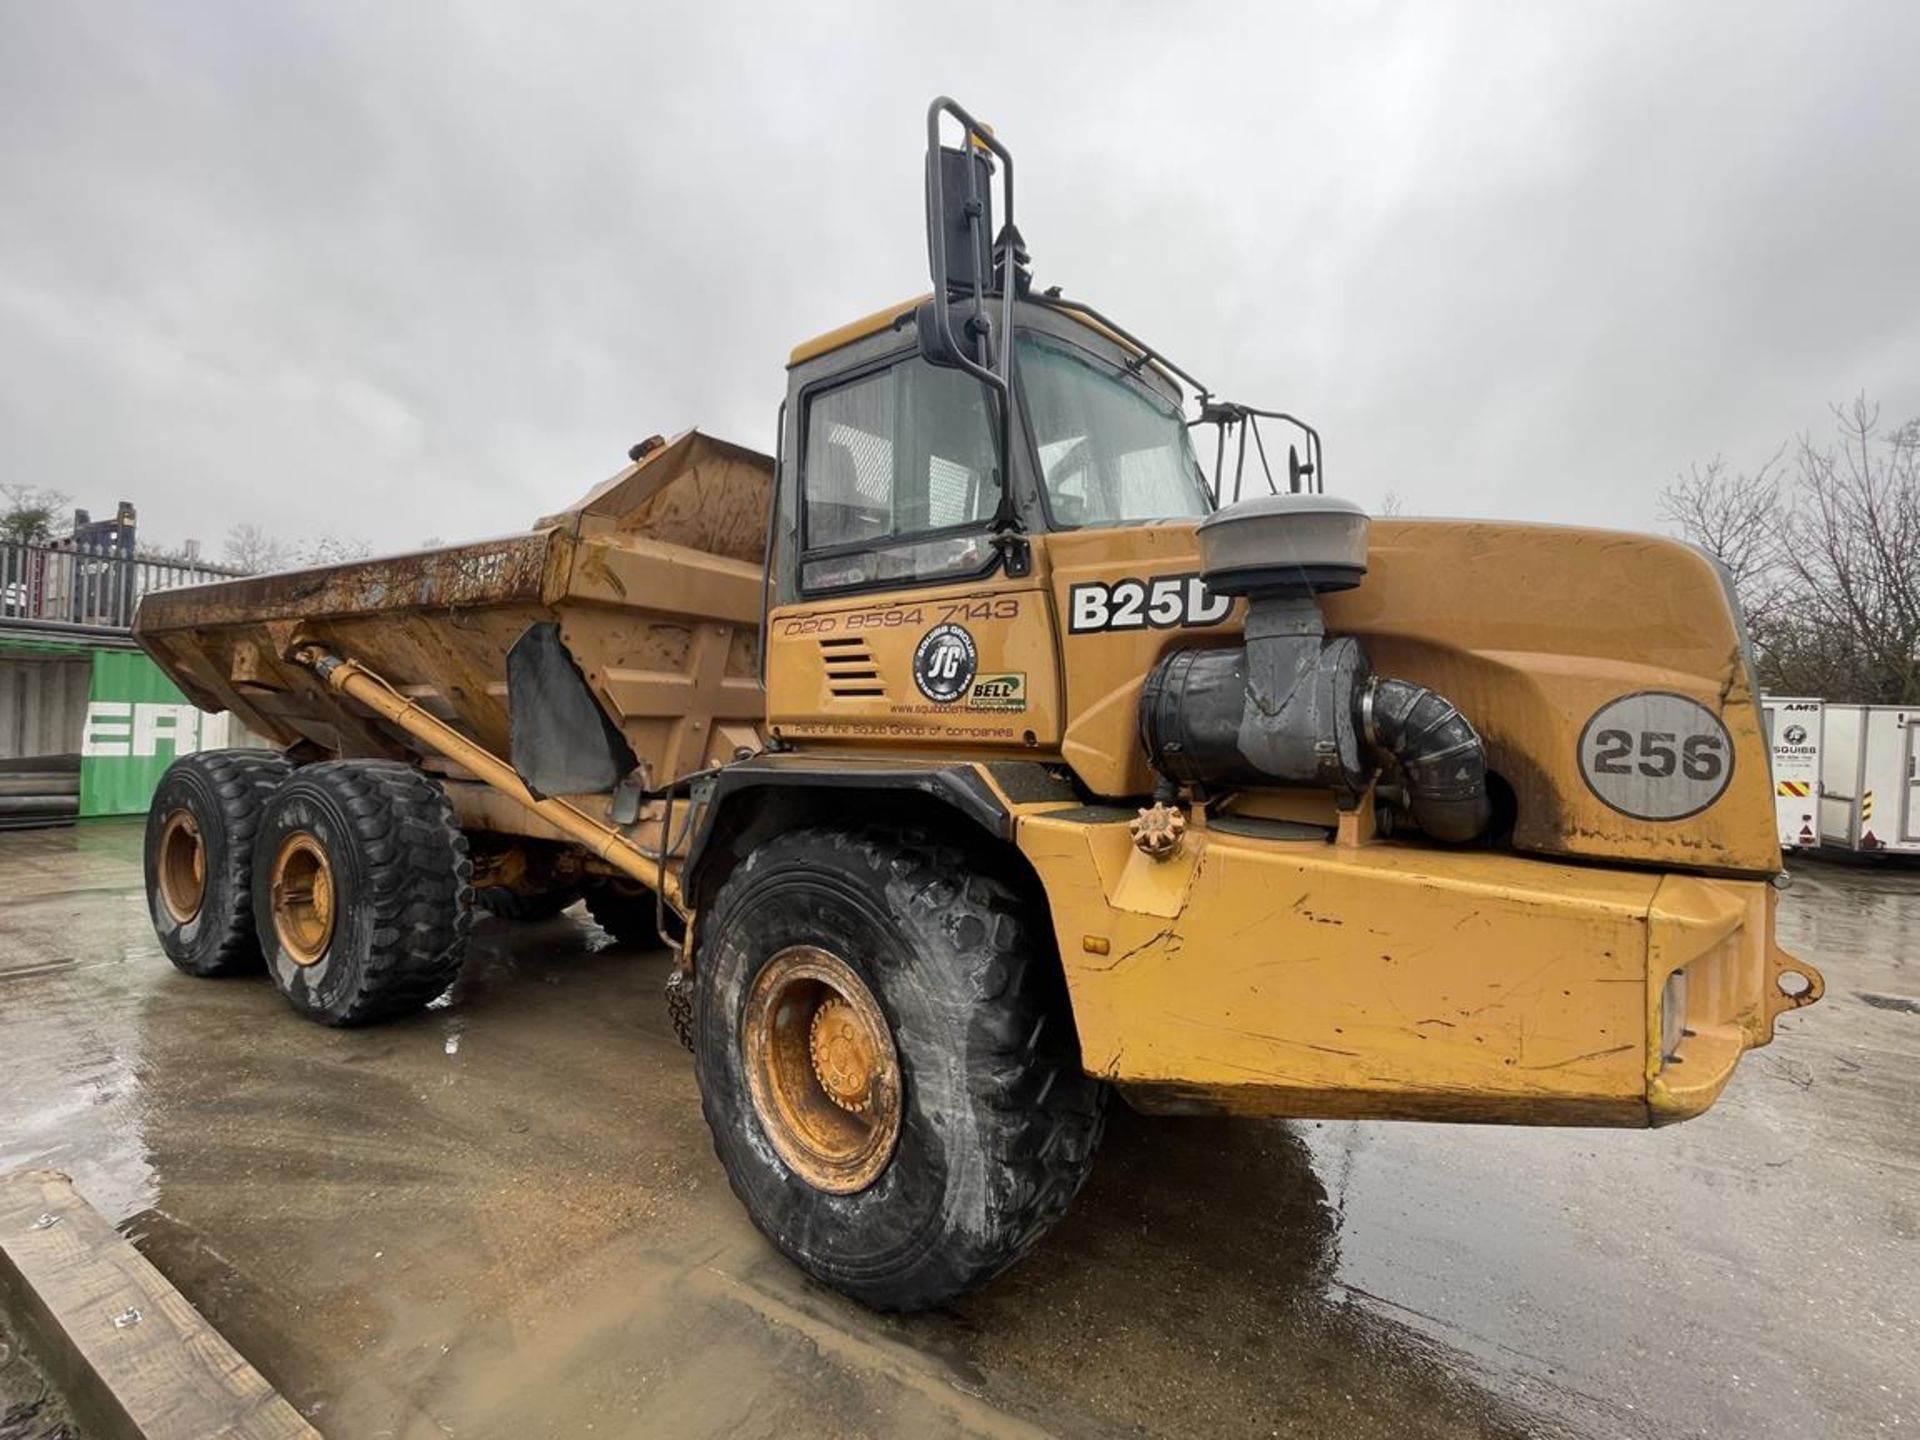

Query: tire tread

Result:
[149,748,292,976]
[266,760,471,1025]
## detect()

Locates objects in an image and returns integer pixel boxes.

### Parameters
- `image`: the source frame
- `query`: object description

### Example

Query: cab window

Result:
[1018,335,1211,527]
[800,356,1000,592]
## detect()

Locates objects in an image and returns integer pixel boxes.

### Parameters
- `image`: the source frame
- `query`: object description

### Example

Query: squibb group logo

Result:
[904,621,1029,713]
[1773,721,1816,757]
[80,701,206,758]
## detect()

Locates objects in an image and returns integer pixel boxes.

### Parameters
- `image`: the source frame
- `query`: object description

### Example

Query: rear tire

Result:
[252,761,472,1026]
[143,749,292,977]
[694,825,1106,1312]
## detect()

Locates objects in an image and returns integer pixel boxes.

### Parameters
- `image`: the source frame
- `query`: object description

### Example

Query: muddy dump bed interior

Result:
[136,431,774,790]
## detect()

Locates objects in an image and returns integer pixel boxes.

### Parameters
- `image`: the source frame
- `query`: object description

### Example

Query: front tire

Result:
[252,761,472,1026]
[694,826,1106,1311]
[143,749,292,976]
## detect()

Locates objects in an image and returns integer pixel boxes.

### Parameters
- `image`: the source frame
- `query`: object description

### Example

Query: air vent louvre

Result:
[821,638,887,699]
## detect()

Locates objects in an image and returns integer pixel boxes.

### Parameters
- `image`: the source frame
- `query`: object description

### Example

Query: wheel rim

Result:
[156,809,206,923]
[270,833,336,966]
[743,945,903,1195]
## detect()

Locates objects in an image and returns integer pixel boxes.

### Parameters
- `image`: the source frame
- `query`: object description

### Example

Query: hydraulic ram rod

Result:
[292,643,682,907]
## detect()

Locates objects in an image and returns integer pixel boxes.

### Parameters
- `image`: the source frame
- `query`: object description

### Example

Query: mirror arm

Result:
[926,97,1024,538]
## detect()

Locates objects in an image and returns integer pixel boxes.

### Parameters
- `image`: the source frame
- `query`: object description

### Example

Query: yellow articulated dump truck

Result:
[134,99,1821,1310]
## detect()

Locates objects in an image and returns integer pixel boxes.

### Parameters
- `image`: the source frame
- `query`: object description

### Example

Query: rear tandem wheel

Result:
[143,748,293,977]
[251,760,473,1026]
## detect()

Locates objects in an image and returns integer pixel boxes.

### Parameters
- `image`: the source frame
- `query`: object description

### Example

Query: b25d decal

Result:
[1067,573,1234,634]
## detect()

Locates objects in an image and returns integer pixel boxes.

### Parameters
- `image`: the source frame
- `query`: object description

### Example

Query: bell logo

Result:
[967,672,1027,712]
[81,701,204,759]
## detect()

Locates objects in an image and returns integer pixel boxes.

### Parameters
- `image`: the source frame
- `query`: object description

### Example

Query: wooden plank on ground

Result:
[0,1167,320,1440]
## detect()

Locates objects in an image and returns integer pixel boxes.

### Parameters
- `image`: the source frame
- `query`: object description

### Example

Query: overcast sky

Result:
[4,1,1918,558]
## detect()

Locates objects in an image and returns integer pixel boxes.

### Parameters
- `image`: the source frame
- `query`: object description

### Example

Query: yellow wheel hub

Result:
[809,997,879,1115]
[156,809,207,923]
[270,832,336,966]
[743,946,902,1194]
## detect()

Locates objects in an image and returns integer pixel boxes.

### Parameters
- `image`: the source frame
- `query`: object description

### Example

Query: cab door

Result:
[764,348,1060,752]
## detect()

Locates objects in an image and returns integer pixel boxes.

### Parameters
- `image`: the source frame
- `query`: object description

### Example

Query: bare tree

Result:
[1774,398,1920,703]
[1661,397,1920,704]
[1657,451,1787,629]
[298,535,373,566]
[0,484,71,544]
[223,524,372,574]
[223,523,295,575]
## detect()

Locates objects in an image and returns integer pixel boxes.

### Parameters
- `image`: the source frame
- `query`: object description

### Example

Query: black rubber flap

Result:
[507,622,638,798]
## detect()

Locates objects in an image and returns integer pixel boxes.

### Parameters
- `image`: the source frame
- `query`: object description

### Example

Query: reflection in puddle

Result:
[924,1108,1538,1439]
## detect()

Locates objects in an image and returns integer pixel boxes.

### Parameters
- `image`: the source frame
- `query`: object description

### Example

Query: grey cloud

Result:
[3,1,1916,554]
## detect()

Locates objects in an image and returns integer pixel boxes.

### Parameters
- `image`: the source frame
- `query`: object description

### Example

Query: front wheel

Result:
[694,826,1106,1311]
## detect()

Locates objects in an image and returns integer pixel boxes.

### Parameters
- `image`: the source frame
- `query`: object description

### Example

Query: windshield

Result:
[1017,335,1212,527]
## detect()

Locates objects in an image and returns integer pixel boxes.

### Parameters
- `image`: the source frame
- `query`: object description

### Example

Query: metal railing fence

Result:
[1,538,241,630]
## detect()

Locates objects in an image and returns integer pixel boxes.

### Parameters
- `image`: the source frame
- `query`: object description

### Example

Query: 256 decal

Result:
[1067,573,1233,634]
[1577,691,1734,821]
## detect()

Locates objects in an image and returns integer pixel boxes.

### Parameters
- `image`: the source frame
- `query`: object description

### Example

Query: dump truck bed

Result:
[135,431,775,792]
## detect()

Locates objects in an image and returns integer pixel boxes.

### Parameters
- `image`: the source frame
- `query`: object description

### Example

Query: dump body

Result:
[135,432,775,823]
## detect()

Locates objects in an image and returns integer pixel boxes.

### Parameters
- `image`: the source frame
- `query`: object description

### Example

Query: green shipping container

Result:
[78,650,208,817]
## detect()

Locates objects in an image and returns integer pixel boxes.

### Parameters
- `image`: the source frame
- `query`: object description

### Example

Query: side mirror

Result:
[927,139,996,304]
[922,98,1013,389]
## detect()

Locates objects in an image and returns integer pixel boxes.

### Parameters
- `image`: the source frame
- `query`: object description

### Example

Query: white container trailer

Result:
[1761,697,1823,850]
[1817,704,1920,855]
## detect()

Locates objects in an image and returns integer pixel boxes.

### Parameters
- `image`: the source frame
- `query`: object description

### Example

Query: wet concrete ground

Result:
[0,1314,73,1440]
[0,820,1913,1439]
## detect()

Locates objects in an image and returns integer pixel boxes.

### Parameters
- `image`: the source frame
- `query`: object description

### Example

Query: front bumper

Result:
[1646,873,1822,1122]
[1018,811,1821,1127]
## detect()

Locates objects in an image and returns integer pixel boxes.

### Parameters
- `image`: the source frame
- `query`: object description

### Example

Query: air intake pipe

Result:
[1139,496,1492,843]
